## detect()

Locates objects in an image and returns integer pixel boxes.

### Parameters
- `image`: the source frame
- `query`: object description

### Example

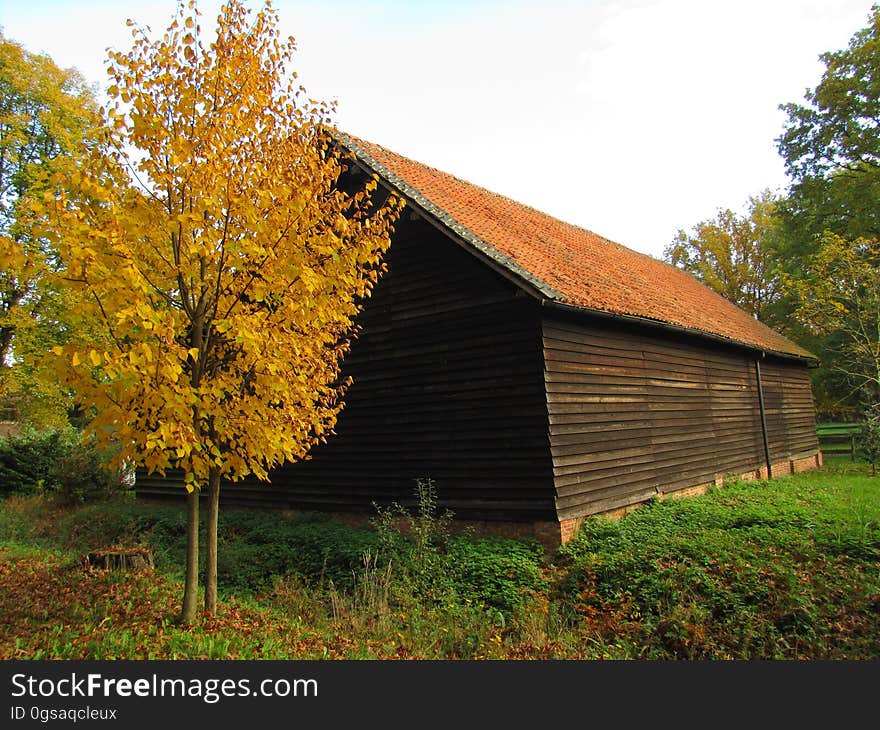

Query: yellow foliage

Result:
[45,0,402,490]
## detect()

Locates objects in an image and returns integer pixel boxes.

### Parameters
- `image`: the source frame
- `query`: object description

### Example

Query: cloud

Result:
[1,0,875,256]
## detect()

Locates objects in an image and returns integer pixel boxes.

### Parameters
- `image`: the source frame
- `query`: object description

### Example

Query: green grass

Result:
[1,463,879,659]
[559,467,880,658]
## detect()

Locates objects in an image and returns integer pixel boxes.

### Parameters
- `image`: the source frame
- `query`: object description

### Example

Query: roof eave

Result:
[541,299,819,366]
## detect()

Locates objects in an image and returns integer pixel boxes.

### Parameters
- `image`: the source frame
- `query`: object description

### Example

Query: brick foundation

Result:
[544,451,825,549]
[658,482,711,501]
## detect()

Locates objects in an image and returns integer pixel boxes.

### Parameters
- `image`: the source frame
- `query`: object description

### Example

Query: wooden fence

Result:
[816,423,860,460]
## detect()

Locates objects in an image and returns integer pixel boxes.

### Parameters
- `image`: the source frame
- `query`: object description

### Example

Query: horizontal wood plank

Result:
[543,313,818,519]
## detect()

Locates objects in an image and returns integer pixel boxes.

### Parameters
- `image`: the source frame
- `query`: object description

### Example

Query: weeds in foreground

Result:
[1,465,879,659]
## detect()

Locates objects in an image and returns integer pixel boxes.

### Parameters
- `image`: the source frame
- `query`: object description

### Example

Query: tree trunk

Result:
[180,487,200,624]
[204,468,221,614]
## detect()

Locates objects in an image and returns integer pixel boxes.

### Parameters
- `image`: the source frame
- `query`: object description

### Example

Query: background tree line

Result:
[665,4,880,421]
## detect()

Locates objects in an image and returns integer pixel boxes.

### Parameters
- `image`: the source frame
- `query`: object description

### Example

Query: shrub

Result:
[52,437,125,504]
[0,426,123,503]
[56,500,379,594]
[57,503,186,570]
[216,514,379,594]
[446,536,545,614]
[0,427,66,495]
[370,480,546,615]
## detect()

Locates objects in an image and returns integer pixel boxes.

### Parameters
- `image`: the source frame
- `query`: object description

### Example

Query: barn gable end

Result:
[137,213,558,522]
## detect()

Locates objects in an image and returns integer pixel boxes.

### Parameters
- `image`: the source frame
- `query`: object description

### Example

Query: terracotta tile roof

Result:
[337,132,814,361]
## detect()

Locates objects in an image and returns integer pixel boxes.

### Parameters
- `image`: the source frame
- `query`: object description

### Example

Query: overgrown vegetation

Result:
[1,465,878,659]
[558,466,880,658]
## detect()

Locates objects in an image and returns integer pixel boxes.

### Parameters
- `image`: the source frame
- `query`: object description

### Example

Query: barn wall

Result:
[137,216,557,522]
[542,314,820,522]
[759,359,821,463]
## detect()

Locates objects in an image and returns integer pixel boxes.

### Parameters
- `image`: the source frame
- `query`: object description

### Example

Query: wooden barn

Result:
[137,133,822,546]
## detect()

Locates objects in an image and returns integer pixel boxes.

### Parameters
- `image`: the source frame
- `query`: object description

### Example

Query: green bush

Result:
[216,513,378,594]
[58,503,186,568]
[0,426,123,502]
[58,501,379,594]
[52,438,125,504]
[370,480,546,614]
[0,427,67,495]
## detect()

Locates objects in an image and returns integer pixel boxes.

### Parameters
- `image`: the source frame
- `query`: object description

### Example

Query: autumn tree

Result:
[789,234,880,408]
[664,192,785,325]
[42,0,402,623]
[0,33,99,425]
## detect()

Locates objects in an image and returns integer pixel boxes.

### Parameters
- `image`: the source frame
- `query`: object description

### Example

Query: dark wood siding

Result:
[760,359,820,462]
[542,314,818,521]
[137,216,556,521]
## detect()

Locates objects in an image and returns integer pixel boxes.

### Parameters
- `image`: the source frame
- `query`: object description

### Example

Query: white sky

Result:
[1,0,874,258]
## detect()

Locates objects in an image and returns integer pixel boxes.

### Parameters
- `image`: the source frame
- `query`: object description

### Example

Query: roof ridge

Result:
[335,130,815,362]
[342,131,649,259]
